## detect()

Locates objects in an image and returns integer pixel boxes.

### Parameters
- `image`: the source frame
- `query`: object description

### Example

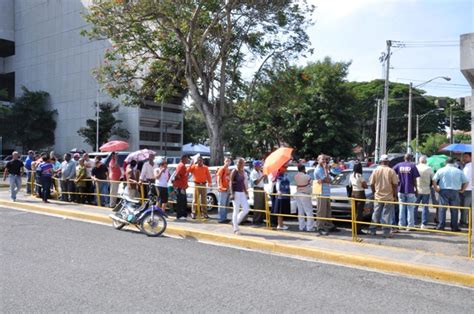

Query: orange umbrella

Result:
[99,140,129,152]
[263,147,294,175]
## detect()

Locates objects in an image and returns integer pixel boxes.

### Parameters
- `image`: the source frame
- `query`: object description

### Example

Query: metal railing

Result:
[24,173,473,258]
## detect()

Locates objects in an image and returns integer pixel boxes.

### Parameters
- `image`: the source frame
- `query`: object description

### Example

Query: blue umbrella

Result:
[442,143,472,153]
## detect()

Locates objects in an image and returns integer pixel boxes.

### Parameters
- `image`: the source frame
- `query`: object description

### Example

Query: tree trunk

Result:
[205,114,224,166]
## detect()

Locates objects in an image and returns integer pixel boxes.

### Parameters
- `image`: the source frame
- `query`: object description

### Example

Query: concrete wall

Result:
[0,0,14,41]
[4,0,140,154]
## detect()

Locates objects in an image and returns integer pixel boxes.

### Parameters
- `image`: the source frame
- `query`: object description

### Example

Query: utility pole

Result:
[380,40,392,155]
[407,82,413,154]
[415,114,419,163]
[374,99,381,163]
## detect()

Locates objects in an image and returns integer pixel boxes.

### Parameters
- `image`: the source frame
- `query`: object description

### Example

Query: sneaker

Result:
[234,230,241,235]
[276,225,289,230]
[392,228,400,233]
[420,224,427,229]
[191,213,196,219]
[307,228,316,232]
[318,228,329,236]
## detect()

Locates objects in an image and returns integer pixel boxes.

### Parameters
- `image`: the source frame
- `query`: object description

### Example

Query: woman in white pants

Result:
[230,158,250,235]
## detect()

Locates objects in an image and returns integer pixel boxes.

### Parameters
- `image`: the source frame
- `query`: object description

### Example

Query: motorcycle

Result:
[109,185,168,237]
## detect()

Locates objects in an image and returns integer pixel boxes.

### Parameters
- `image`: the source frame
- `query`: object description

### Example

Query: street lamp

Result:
[407,76,451,154]
[415,108,444,163]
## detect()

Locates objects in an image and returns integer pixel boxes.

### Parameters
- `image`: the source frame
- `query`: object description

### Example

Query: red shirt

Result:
[108,158,122,181]
[173,162,188,189]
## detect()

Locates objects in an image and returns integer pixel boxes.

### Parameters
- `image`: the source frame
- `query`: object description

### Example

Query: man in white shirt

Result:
[295,164,315,232]
[140,153,157,197]
[415,156,434,229]
[250,160,266,225]
[460,153,472,227]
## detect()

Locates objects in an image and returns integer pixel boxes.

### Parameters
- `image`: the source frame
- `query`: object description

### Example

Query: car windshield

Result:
[332,170,372,186]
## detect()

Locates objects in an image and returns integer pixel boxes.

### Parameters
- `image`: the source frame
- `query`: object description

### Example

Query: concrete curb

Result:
[1,199,473,287]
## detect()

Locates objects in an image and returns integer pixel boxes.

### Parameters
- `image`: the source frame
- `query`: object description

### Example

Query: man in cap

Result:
[369,154,399,237]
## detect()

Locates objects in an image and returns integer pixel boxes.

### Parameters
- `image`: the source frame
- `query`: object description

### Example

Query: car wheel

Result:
[207,193,217,211]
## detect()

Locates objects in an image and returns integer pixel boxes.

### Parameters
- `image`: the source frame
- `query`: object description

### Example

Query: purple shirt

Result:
[393,162,420,194]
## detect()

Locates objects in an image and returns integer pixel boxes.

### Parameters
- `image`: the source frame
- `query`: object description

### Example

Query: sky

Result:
[305,0,474,98]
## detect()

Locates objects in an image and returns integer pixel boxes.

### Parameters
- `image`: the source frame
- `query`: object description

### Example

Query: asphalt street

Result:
[1,206,473,313]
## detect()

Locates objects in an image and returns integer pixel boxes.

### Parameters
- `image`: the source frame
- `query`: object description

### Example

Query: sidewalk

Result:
[0,190,473,287]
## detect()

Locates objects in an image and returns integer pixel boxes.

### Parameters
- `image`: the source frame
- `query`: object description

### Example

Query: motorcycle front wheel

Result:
[112,203,126,230]
[140,212,167,237]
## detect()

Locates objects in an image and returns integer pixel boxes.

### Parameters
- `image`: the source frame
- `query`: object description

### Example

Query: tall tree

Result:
[82,0,314,165]
[230,58,356,158]
[77,102,130,150]
[6,87,57,152]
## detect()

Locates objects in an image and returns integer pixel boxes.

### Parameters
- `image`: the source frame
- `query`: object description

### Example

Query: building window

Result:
[140,131,161,142]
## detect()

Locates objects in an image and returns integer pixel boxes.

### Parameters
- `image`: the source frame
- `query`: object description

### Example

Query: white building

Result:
[0,0,183,155]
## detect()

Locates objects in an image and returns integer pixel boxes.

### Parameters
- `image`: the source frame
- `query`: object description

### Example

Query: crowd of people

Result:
[2,149,472,237]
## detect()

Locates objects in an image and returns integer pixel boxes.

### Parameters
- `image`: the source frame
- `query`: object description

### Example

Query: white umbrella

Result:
[125,149,156,163]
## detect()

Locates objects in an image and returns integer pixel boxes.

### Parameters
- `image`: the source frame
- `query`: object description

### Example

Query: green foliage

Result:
[346,80,445,155]
[454,133,471,143]
[183,105,208,145]
[5,87,57,152]
[81,0,314,164]
[417,133,448,156]
[77,102,130,150]
[229,58,356,158]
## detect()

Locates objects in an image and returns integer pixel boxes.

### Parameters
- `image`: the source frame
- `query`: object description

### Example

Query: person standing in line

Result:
[3,151,24,202]
[350,162,368,235]
[38,155,54,203]
[460,153,472,228]
[314,154,338,234]
[32,154,43,197]
[414,156,434,229]
[139,153,157,197]
[173,155,190,220]
[369,154,399,238]
[187,156,212,219]
[83,153,94,204]
[125,160,140,199]
[432,157,468,231]
[393,154,420,230]
[229,158,250,235]
[108,152,122,208]
[75,158,87,204]
[249,160,267,225]
[60,153,76,202]
[154,159,170,212]
[274,164,291,230]
[294,164,315,232]
[217,157,232,223]
[24,150,34,194]
[91,157,109,207]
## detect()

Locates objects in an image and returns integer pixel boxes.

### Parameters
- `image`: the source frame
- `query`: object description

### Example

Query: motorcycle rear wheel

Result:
[140,212,167,237]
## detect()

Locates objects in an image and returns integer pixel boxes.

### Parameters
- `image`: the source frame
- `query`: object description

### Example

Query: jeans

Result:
[460,190,471,225]
[175,188,188,219]
[218,191,230,222]
[26,171,32,194]
[40,176,52,202]
[295,193,314,231]
[370,201,394,236]
[398,193,417,227]
[61,179,76,202]
[232,192,250,231]
[97,181,109,207]
[437,189,460,230]
[415,194,430,226]
[9,175,22,201]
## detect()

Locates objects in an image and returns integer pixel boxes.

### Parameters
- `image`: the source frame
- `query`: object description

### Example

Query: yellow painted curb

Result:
[1,199,473,287]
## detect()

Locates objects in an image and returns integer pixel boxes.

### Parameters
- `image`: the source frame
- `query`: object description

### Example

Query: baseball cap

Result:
[380,154,389,162]
[253,160,263,167]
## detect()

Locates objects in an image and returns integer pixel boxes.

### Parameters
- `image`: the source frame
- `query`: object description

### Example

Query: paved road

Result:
[1,207,473,313]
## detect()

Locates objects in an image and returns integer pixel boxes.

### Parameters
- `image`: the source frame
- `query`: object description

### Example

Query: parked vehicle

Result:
[109,187,167,237]
[330,168,375,220]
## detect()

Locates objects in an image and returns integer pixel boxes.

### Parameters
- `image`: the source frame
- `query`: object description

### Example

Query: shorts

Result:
[156,186,168,203]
